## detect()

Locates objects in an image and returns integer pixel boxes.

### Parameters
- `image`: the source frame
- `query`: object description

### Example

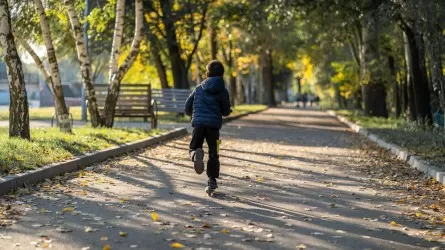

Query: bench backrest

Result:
[152,88,191,113]
[93,83,152,117]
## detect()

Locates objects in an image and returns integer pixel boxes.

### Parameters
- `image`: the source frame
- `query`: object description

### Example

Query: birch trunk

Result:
[104,0,144,127]
[64,0,102,127]
[15,35,54,96]
[109,0,125,83]
[34,0,71,132]
[0,0,30,139]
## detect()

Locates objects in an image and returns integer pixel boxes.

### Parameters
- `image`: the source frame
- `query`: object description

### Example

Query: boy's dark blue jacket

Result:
[185,76,231,129]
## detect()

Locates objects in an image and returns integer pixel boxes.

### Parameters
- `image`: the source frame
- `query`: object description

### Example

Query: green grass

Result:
[0,127,163,175]
[335,109,445,167]
[0,107,82,121]
[0,104,268,123]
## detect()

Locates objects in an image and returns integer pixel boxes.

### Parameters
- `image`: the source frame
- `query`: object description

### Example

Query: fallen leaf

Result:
[170,242,184,248]
[119,231,127,237]
[221,229,230,234]
[390,221,401,227]
[310,232,324,235]
[257,177,264,182]
[103,244,111,250]
[100,236,108,241]
[297,244,307,249]
[62,207,74,213]
[151,212,158,222]
[415,212,423,218]
[85,227,97,233]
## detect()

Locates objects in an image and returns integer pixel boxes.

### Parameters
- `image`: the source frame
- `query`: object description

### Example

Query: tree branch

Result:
[186,4,208,71]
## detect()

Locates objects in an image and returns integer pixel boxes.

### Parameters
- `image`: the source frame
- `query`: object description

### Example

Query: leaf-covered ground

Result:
[0,108,444,250]
[335,109,445,167]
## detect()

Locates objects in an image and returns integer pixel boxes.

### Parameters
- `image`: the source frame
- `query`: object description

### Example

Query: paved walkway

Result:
[0,108,444,250]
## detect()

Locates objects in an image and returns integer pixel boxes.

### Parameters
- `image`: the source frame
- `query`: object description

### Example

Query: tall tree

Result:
[146,0,210,89]
[103,0,144,127]
[0,0,30,139]
[360,0,388,117]
[64,0,102,127]
[34,0,72,132]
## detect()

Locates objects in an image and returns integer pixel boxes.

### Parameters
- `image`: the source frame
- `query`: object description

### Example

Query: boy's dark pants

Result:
[189,126,220,179]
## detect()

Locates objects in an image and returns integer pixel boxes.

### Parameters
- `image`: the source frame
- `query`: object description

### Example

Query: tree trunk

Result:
[388,55,401,117]
[402,26,432,124]
[34,0,71,132]
[104,0,143,127]
[161,0,188,89]
[0,0,30,140]
[209,25,218,59]
[401,77,408,114]
[229,75,236,107]
[360,0,388,118]
[425,26,445,116]
[296,77,302,94]
[65,0,101,127]
[108,0,125,83]
[15,35,54,96]
[196,53,202,86]
[149,35,169,89]
[260,49,275,106]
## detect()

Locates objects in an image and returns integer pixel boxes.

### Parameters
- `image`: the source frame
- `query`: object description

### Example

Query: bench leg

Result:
[151,115,157,129]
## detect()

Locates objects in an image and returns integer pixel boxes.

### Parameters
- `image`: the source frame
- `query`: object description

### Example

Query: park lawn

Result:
[335,110,445,168]
[0,104,267,123]
[0,127,163,176]
[0,107,82,121]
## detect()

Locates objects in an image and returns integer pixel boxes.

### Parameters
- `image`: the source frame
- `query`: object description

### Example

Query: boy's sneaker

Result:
[191,148,204,174]
[208,178,218,190]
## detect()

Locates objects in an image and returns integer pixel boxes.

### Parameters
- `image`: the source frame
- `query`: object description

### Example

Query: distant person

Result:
[315,95,320,106]
[302,93,308,108]
[185,60,232,196]
[295,92,302,108]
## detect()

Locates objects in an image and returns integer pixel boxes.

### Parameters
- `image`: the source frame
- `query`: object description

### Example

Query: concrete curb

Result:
[327,110,445,185]
[223,107,270,124]
[0,128,188,195]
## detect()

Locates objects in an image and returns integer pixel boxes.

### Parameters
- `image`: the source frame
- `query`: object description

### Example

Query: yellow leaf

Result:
[257,177,264,182]
[151,212,158,222]
[62,207,74,213]
[415,212,423,218]
[119,231,127,237]
[103,244,111,250]
[390,221,401,227]
[170,242,184,248]
[398,199,405,204]
[119,199,127,204]
[221,229,230,234]
[82,190,88,196]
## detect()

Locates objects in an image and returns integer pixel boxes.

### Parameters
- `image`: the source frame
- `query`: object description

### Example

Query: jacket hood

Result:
[201,76,225,94]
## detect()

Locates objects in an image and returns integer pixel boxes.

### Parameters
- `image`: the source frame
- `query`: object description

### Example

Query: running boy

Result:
[185,60,232,195]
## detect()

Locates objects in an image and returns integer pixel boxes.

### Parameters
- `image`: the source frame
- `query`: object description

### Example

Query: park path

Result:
[1,108,444,250]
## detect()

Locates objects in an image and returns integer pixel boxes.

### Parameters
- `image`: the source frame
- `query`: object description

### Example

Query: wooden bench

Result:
[91,83,157,128]
[152,88,191,113]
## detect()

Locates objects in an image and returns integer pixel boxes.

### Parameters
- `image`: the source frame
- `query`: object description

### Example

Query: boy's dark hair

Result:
[206,60,224,77]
